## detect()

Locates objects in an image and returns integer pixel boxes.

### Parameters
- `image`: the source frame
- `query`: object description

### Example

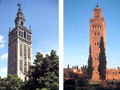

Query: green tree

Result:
[87,45,93,79]
[77,78,88,87]
[64,79,76,90]
[47,50,59,90]
[0,74,24,90]
[81,65,87,74]
[0,76,6,90]
[77,65,78,69]
[6,74,24,90]
[98,36,107,80]
[68,64,69,69]
[25,50,59,90]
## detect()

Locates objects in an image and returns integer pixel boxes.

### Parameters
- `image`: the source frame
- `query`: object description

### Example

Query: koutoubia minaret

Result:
[89,3,106,81]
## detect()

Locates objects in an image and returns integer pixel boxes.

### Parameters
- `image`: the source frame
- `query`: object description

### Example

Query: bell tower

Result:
[8,3,32,81]
[89,3,106,81]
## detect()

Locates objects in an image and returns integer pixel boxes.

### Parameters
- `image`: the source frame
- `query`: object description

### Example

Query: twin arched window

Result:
[92,24,101,30]
[95,42,99,46]
[95,57,99,61]
[94,32,100,36]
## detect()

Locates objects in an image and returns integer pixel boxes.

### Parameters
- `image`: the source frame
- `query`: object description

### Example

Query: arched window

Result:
[24,31,26,38]
[94,32,96,36]
[95,42,96,45]
[21,32,23,37]
[95,25,96,29]
[19,31,21,36]
[97,25,99,29]
[97,42,99,45]
[92,26,94,30]
[21,21,23,26]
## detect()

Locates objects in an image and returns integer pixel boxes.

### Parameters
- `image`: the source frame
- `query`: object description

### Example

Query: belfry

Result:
[8,3,32,81]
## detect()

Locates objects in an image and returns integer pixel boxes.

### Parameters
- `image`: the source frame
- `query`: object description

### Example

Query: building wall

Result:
[64,68,120,81]
[64,68,83,80]
[106,69,120,81]
[17,32,32,81]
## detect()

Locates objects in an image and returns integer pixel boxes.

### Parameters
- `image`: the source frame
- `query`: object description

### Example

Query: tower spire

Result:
[15,3,25,26]
[17,3,21,9]
[96,2,99,8]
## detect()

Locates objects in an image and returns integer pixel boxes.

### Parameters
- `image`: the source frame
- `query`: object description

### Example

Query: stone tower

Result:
[8,3,32,81]
[89,3,106,81]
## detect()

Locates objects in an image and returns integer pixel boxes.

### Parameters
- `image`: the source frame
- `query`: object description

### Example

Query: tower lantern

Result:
[15,3,25,26]
[93,2,102,18]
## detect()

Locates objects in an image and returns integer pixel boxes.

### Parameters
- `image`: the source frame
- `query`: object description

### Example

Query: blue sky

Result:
[0,0,58,77]
[64,0,120,69]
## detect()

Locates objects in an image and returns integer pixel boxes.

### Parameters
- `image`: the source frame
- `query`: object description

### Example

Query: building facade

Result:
[8,4,32,81]
[89,3,106,81]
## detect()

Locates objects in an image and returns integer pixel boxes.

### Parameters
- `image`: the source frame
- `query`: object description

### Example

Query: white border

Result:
[59,0,63,89]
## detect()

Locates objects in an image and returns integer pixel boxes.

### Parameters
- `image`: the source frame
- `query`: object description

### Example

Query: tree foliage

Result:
[0,50,58,90]
[77,65,78,69]
[98,37,107,80]
[87,45,93,79]
[0,74,24,90]
[64,79,76,90]
[64,79,76,86]
[68,64,69,69]
[24,50,59,90]
[77,78,88,87]
[81,65,87,74]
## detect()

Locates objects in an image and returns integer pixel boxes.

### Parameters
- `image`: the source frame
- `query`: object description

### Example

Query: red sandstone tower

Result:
[89,3,106,81]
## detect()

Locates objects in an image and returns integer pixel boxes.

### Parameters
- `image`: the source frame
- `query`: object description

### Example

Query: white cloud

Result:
[1,68,7,73]
[0,44,4,48]
[1,53,8,59]
[43,52,50,57]
[0,35,5,49]
[0,35,5,43]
